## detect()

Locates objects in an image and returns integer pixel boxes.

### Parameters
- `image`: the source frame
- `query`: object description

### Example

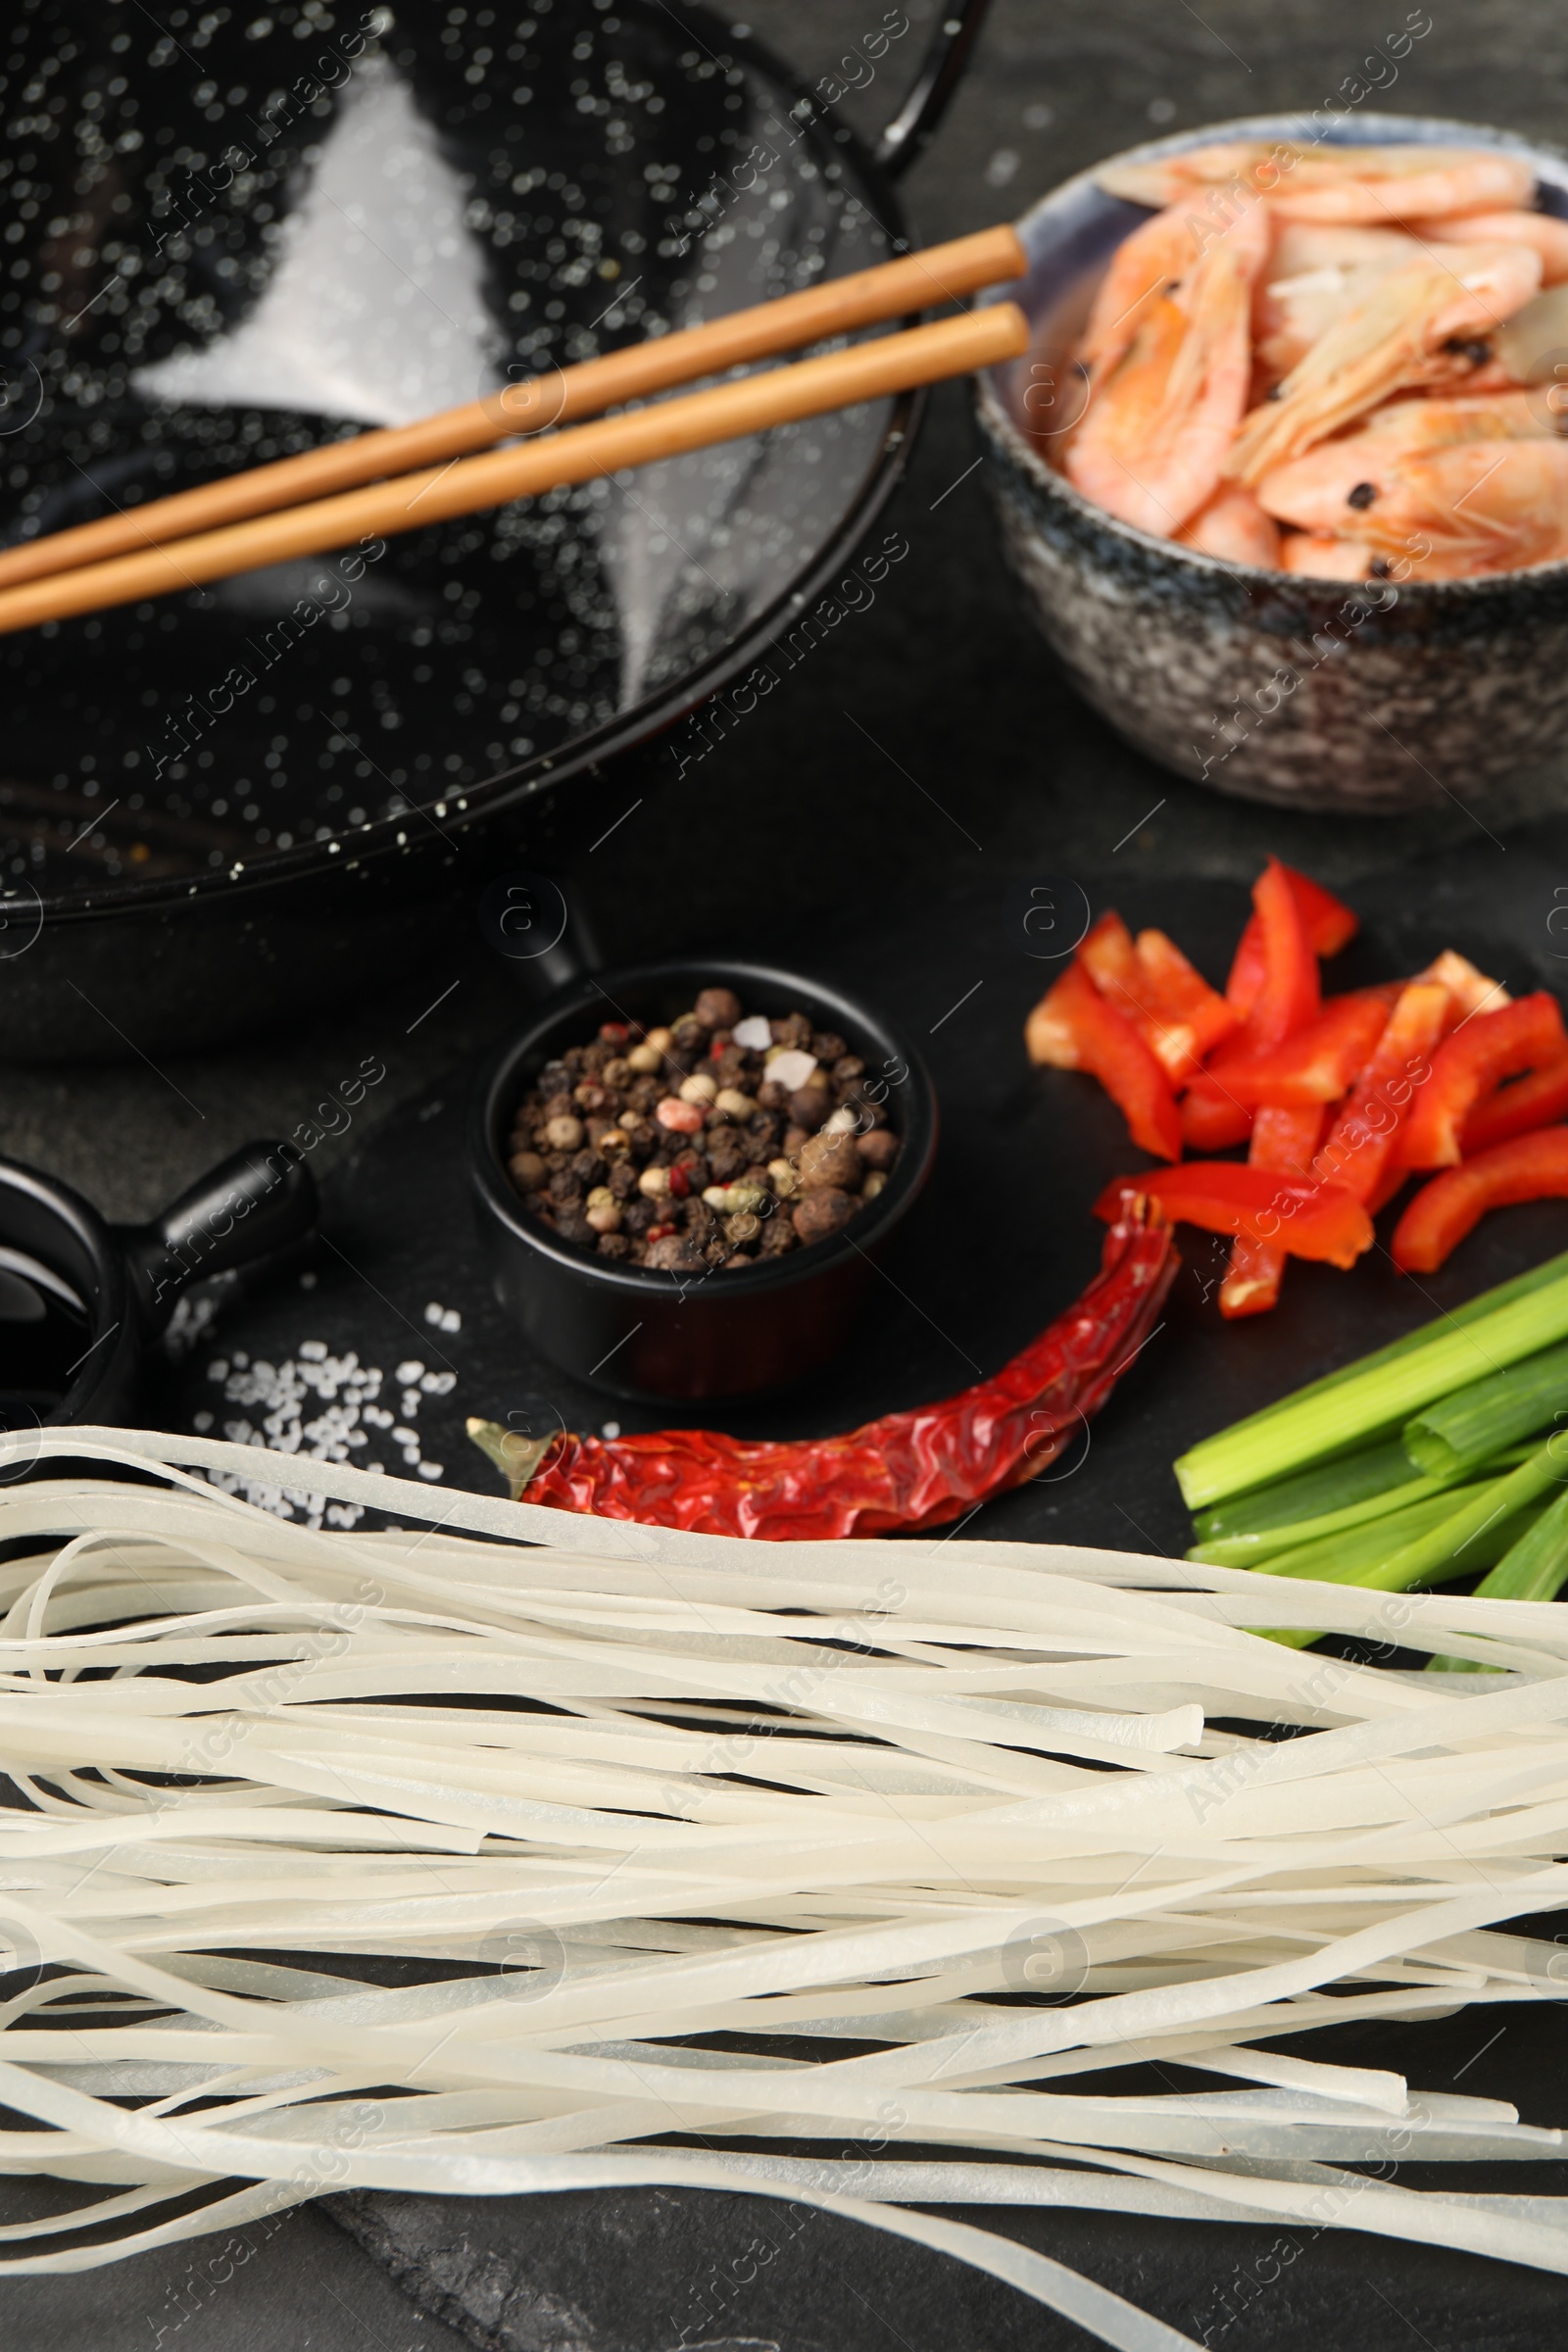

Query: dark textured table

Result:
[11,4,1568,2349]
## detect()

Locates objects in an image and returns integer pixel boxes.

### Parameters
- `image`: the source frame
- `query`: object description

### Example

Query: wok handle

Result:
[123,1142,318,1328]
[874,0,994,179]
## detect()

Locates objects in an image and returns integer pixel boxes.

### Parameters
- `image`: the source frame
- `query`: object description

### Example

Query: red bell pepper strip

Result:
[1212,989,1396,1108]
[1226,864,1357,1014]
[1311,979,1453,1206]
[1397,992,1568,1170]
[1025,958,1182,1160]
[1076,912,1237,1084]
[1415,950,1508,1022]
[1230,857,1322,1051]
[469,1199,1179,1539]
[1096,1163,1373,1268]
[1180,1081,1253,1152]
[1076,912,1233,1084]
[1392,1129,1568,1274]
[1218,1102,1327,1319]
[1134,927,1238,1072]
[1185,863,1323,1147]
[1077,910,1140,994]
[1460,1056,1568,1156]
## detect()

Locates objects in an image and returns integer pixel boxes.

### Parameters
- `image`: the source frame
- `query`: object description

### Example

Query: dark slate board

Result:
[11,824,1568,2352]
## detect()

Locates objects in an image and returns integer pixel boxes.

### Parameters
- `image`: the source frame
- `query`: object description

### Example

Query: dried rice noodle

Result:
[4,1428,1568,2346]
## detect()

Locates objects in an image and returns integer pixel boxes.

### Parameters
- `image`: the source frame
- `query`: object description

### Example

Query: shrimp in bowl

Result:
[1048,137,1568,582]
[974,117,1568,808]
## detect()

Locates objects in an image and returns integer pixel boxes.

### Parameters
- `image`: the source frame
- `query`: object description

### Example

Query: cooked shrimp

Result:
[1422,209,1568,285]
[1176,484,1283,565]
[1226,245,1544,484]
[1257,393,1554,532]
[1354,439,1568,570]
[1277,534,1372,579]
[1098,143,1535,224]
[1254,222,1427,378]
[1066,203,1269,534]
[1078,205,1200,379]
[1358,391,1548,441]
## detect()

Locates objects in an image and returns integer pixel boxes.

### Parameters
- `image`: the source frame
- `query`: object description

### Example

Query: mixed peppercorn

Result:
[506,986,901,1272]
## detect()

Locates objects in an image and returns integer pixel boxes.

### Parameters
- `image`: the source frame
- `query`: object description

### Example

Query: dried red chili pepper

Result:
[467,1200,1177,1540]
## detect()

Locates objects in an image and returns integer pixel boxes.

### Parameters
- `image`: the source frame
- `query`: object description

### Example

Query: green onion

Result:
[1427,1482,1568,1671]
[1174,1262,1568,1508]
[1252,1476,1544,1651]
[1192,1439,1413,1544]
[1250,1483,1502,1586]
[1468,1477,1568,1604]
[1401,1338,1568,1480]
[1189,1446,1533,1568]
[1313,1440,1566,1595]
[1188,1245,1568,1451]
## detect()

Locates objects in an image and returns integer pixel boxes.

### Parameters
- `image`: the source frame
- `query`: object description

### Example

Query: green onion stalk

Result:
[1173,1250,1568,1656]
[1174,1249,1568,1510]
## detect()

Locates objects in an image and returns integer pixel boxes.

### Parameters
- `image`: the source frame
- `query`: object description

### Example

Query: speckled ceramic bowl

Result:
[974,112,1568,813]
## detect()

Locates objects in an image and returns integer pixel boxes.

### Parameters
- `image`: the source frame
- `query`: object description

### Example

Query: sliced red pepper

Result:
[1392,1129,1568,1274]
[1414,950,1508,1021]
[1218,1102,1327,1319]
[1226,863,1357,1014]
[1234,857,1322,1050]
[1077,912,1237,1084]
[1095,1162,1373,1268]
[1186,863,1325,1147]
[1077,909,1141,995]
[1025,958,1182,1161]
[1180,1080,1253,1152]
[1134,927,1238,1073]
[1397,991,1568,1169]
[1312,979,1453,1206]
[1460,1055,1568,1156]
[1213,989,1396,1108]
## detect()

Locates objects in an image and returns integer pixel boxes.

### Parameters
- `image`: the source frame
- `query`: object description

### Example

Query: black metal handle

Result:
[478,868,602,1004]
[874,0,993,180]
[123,1142,318,1328]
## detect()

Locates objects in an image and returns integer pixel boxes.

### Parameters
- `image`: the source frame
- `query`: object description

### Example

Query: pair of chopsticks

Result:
[0,226,1028,638]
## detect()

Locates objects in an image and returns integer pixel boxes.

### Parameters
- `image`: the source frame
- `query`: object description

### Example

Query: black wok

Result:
[0,0,987,1061]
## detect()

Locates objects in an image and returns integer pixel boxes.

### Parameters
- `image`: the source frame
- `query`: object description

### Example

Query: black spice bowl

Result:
[468,960,938,1402]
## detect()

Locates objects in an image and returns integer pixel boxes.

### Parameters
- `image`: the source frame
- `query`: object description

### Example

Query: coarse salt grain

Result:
[766,1048,817,1092]
[731,1015,771,1050]
[197,1336,452,1529]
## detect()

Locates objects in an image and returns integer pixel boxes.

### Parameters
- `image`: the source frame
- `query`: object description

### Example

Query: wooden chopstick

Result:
[0,305,1027,638]
[0,224,1025,596]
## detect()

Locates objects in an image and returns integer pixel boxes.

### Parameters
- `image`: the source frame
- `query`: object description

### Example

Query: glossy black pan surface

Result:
[0,0,985,1058]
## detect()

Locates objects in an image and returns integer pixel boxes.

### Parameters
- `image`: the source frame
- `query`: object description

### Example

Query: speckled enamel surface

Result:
[976,112,1568,813]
